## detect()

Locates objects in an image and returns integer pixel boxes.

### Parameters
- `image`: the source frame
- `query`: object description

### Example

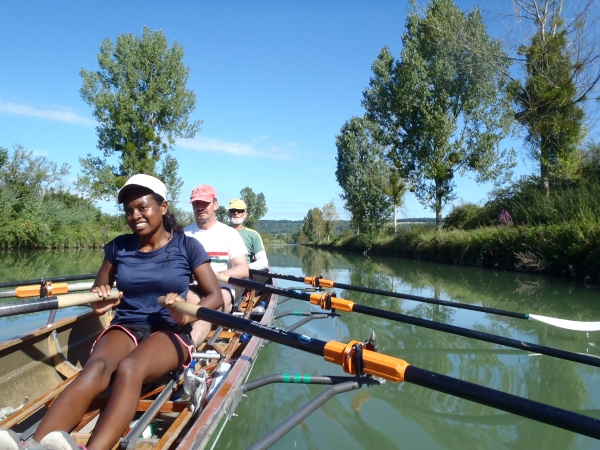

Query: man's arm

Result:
[249,250,269,270]
[219,254,249,278]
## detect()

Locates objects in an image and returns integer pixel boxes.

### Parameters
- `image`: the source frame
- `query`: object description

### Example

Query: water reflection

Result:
[220,245,600,449]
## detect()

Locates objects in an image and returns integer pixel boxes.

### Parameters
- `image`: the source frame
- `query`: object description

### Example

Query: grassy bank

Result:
[319,219,600,282]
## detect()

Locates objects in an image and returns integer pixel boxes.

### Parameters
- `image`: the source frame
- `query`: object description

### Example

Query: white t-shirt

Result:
[184,221,248,272]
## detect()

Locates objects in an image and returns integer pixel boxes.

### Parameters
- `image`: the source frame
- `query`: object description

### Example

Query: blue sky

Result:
[0,1,589,220]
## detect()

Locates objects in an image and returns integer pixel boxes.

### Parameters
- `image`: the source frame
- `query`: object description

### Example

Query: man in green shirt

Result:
[227,199,269,270]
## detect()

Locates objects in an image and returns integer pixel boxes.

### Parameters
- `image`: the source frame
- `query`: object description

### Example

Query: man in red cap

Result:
[184,185,249,342]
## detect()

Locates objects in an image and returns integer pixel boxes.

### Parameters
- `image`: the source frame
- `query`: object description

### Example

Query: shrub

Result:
[443,203,489,230]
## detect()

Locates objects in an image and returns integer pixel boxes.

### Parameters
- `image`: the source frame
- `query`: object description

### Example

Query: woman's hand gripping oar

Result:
[249,269,600,332]
[0,290,121,318]
[158,295,600,440]
[217,274,600,369]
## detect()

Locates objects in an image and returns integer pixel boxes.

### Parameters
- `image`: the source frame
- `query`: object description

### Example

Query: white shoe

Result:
[0,430,20,450]
[38,432,79,450]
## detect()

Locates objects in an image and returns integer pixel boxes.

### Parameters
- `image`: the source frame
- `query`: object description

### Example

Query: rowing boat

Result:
[0,274,278,449]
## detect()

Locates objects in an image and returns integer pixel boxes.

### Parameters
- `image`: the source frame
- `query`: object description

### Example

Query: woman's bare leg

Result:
[86,332,189,450]
[33,329,135,441]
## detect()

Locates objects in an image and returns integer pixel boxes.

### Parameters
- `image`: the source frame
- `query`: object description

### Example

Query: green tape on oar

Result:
[282,374,312,383]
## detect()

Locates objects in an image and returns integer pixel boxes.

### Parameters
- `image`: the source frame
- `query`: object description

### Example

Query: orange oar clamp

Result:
[304,275,335,289]
[16,281,69,298]
[323,339,409,383]
[309,291,354,312]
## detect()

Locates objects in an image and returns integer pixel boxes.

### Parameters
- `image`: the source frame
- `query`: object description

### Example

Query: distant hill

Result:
[255,220,304,234]
[256,218,435,234]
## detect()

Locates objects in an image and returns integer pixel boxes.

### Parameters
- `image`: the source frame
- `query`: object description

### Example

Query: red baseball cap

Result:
[190,184,217,203]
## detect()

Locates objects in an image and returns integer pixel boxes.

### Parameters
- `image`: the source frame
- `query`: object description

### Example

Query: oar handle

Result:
[0,290,121,318]
[158,296,200,316]
[57,290,120,308]
[216,273,231,283]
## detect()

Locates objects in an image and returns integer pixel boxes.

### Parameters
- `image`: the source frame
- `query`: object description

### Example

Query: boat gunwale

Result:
[0,311,99,353]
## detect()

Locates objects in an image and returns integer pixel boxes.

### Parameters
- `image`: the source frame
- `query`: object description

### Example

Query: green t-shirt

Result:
[238,227,265,263]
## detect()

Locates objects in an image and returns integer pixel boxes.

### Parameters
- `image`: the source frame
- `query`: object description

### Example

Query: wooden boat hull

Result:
[0,282,277,449]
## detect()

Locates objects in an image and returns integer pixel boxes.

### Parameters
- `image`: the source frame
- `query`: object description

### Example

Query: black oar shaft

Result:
[404,366,600,440]
[330,280,526,319]
[227,275,600,369]
[0,291,120,318]
[352,304,600,368]
[250,269,527,320]
[161,299,600,439]
[0,273,98,289]
[0,297,59,317]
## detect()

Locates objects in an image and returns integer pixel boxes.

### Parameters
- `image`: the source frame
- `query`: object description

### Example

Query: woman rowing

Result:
[31,174,222,450]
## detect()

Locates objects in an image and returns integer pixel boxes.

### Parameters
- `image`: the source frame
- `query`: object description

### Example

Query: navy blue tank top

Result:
[104,232,210,328]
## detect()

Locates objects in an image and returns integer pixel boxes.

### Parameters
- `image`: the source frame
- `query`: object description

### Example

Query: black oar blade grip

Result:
[405,366,600,440]
[0,297,59,318]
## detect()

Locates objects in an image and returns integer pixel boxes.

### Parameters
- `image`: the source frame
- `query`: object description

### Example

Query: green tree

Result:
[240,187,268,229]
[216,205,228,223]
[384,169,406,232]
[508,2,590,195]
[0,144,70,206]
[0,144,123,248]
[300,207,325,242]
[78,27,201,202]
[0,147,8,169]
[335,116,392,240]
[321,200,340,242]
[363,0,515,230]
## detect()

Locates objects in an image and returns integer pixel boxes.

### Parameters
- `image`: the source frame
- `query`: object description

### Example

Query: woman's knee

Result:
[79,359,114,387]
[114,355,144,384]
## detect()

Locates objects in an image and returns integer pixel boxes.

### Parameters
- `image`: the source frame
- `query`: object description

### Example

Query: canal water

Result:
[1,245,599,449]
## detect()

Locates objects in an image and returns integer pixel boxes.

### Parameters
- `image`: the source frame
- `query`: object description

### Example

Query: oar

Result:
[0,273,98,289]
[0,290,120,318]
[159,297,600,439]
[219,275,600,369]
[250,269,600,332]
[0,282,95,299]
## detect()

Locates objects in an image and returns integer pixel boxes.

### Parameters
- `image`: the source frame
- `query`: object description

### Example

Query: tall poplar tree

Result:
[77,27,202,202]
[335,116,392,239]
[363,0,515,230]
[507,0,597,194]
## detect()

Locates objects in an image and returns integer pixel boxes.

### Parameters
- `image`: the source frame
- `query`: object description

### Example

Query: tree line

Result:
[334,0,600,240]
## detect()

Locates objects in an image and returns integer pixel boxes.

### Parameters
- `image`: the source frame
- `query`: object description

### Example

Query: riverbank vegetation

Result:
[307,144,600,281]
[0,145,125,248]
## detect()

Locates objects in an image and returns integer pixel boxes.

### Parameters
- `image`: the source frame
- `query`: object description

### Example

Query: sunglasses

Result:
[229,209,246,214]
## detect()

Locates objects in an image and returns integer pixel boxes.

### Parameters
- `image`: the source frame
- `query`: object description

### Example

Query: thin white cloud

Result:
[0,101,96,127]
[177,137,293,159]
